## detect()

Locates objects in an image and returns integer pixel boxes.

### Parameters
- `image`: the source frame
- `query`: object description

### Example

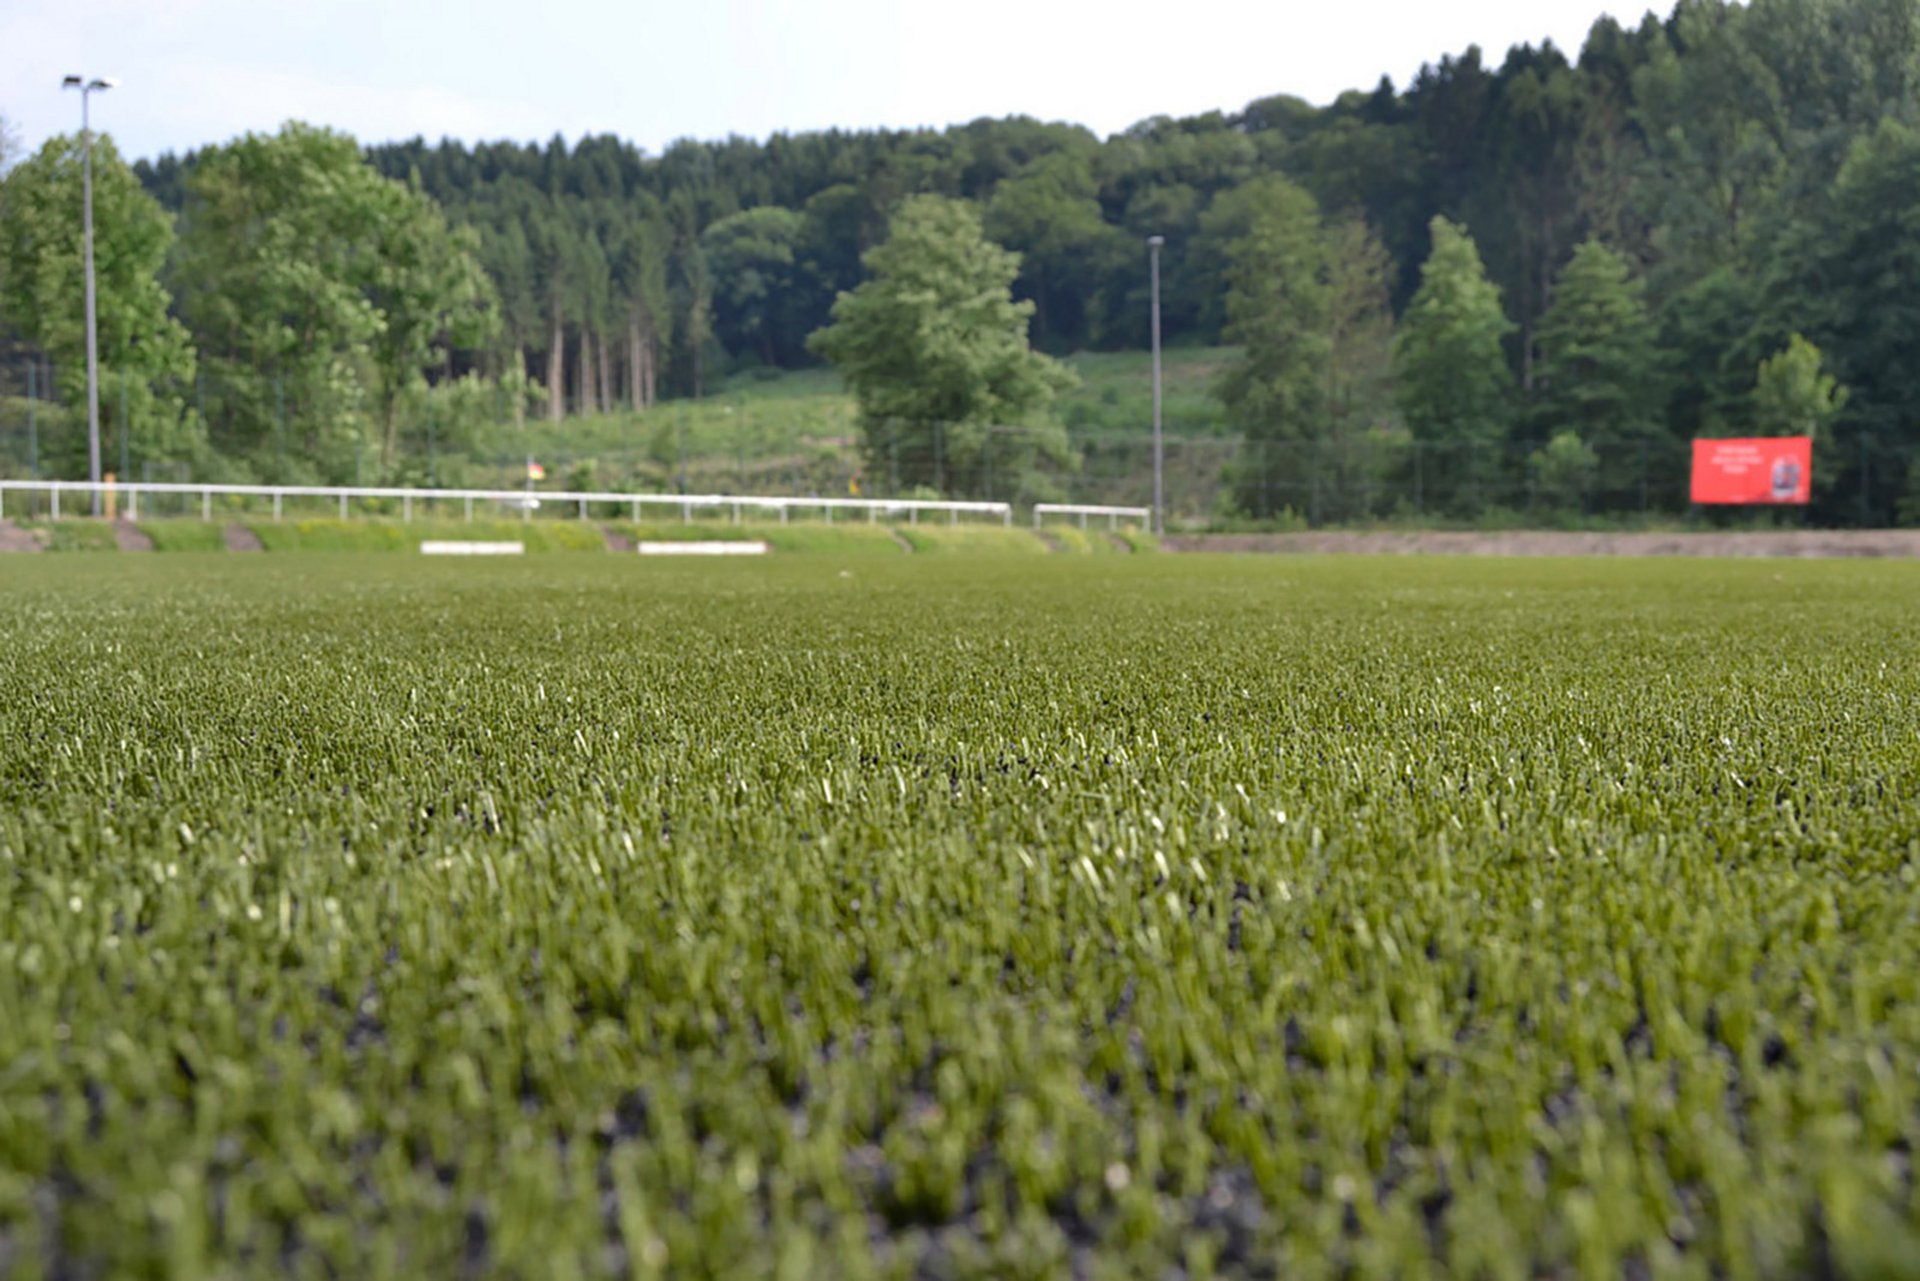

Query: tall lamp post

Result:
[1147,235,1165,536]
[62,74,116,516]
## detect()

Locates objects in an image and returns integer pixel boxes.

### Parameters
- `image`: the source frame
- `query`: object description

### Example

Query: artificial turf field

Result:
[1,553,1916,1278]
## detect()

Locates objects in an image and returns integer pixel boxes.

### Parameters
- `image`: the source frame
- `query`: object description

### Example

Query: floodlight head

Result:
[63,74,83,88]
[1147,235,1165,248]
[91,77,118,90]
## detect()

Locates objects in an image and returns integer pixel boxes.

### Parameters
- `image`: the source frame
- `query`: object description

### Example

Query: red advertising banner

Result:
[1690,437,1812,505]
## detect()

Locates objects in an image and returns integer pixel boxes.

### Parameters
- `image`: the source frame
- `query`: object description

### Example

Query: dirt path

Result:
[0,520,44,552]
[1105,532,1134,553]
[601,525,634,553]
[1033,529,1065,553]
[223,523,263,552]
[887,528,915,554]
[114,521,154,552]
[1165,529,1920,559]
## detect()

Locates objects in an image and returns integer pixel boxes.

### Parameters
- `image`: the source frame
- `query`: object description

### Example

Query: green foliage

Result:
[1535,239,1660,442]
[6,0,1907,524]
[1,554,1917,1274]
[1392,218,1514,511]
[243,519,602,554]
[808,196,1076,497]
[0,133,203,471]
[1218,179,1330,442]
[173,124,497,482]
[1219,189,1402,521]
[701,207,806,367]
[1752,334,1846,443]
[19,519,120,551]
[1534,239,1661,503]
[889,522,1050,554]
[1529,430,1600,511]
[1394,218,1514,448]
[136,520,227,552]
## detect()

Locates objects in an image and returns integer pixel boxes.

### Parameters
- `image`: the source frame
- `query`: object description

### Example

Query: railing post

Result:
[202,489,209,522]
[825,504,832,525]
[53,487,60,521]
[781,505,789,525]
[340,493,349,520]
[950,506,957,526]
[465,495,473,523]
[274,491,282,521]
[733,502,740,525]
[404,494,412,524]
[129,486,138,521]
[1003,506,1011,528]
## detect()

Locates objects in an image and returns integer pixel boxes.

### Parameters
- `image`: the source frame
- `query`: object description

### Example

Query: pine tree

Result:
[1533,238,1661,502]
[1392,217,1515,512]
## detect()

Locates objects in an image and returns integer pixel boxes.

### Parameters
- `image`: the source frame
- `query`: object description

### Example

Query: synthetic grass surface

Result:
[1,554,1916,1278]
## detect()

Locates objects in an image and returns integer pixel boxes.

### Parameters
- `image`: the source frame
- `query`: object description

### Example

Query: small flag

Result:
[526,460,546,481]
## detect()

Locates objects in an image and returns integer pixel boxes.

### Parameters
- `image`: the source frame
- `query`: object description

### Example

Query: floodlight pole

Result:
[1148,235,1165,536]
[64,75,113,516]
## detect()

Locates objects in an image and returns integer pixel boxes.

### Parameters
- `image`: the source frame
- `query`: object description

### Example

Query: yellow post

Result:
[104,472,116,521]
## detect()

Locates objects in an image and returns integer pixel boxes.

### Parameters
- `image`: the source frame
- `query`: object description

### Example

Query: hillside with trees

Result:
[4,0,1919,523]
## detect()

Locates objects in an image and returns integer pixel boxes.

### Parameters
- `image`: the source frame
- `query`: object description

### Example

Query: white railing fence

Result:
[1033,502,1152,531]
[0,480,1014,527]
[0,480,1146,533]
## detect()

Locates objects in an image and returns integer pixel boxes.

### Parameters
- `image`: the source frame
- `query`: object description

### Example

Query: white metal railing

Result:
[0,480,1012,527]
[1033,502,1152,531]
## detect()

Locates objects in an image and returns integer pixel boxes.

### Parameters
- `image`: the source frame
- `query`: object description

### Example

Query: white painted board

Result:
[420,541,525,556]
[637,540,769,556]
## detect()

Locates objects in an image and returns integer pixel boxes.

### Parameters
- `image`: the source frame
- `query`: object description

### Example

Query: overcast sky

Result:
[3,0,1645,163]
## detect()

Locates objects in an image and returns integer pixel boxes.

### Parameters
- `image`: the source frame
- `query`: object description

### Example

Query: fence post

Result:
[273,491,282,522]
[202,488,210,522]
[53,486,60,521]
[404,494,412,524]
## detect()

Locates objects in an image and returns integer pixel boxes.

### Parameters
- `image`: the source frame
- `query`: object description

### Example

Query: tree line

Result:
[3,0,1918,520]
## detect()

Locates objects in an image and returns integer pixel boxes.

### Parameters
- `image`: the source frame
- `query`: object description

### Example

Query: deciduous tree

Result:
[808,195,1074,497]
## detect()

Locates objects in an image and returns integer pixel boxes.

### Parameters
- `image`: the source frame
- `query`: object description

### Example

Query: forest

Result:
[3,0,1918,523]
